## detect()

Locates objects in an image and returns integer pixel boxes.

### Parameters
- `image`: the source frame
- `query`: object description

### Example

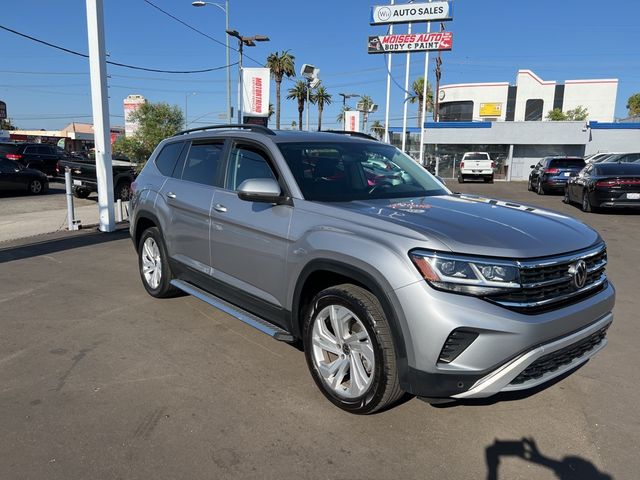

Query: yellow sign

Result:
[479,103,502,117]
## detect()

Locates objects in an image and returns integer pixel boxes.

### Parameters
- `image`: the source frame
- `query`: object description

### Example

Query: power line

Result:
[0,24,237,74]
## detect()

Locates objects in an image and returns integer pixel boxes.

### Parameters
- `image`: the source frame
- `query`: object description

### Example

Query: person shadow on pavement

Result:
[485,437,612,480]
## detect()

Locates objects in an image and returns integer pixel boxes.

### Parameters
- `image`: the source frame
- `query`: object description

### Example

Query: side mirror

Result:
[530,165,535,169]
[237,178,290,205]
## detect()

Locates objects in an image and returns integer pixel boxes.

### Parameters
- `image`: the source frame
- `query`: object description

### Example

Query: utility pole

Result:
[85,0,114,232]
[433,22,445,122]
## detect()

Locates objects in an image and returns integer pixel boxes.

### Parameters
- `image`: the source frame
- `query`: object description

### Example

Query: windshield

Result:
[277,141,449,202]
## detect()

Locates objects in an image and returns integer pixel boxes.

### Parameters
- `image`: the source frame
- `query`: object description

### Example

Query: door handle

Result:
[213,203,227,213]
[167,192,177,199]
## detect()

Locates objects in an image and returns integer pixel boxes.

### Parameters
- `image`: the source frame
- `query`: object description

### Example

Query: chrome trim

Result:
[494,275,607,309]
[521,260,605,289]
[516,244,606,270]
[452,312,613,399]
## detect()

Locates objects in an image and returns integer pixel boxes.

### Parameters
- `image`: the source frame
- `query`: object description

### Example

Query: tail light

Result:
[55,162,60,175]
[6,153,22,161]
[596,179,640,187]
[545,168,560,174]
[460,161,465,169]
[491,161,496,169]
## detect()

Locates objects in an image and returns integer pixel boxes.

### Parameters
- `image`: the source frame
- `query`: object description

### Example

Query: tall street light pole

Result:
[226,30,269,124]
[184,92,196,129]
[192,1,231,123]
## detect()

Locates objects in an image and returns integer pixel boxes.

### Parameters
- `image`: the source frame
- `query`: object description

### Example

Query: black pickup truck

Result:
[59,153,136,201]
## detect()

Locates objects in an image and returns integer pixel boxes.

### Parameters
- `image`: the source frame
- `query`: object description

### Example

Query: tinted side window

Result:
[225,145,276,191]
[0,159,17,172]
[181,142,224,186]
[154,142,184,176]
[24,146,38,154]
[37,145,52,155]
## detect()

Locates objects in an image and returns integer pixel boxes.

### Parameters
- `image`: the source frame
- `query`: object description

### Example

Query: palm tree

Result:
[287,80,308,131]
[268,103,274,122]
[408,76,434,127]
[266,50,295,129]
[358,95,375,131]
[311,84,332,131]
[337,105,351,126]
[369,120,385,140]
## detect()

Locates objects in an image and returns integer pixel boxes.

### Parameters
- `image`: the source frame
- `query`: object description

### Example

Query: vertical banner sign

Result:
[370,1,452,25]
[344,110,361,132]
[0,101,6,120]
[242,68,271,117]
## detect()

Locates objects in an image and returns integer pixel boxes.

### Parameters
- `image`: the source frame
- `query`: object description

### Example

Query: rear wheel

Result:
[457,174,465,184]
[563,187,571,204]
[73,187,91,199]
[485,175,494,184]
[527,179,533,191]
[536,180,546,195]
[304,284,403,414]
[114,179,132,201]
[582,189,597,213]
[138,227,180,298]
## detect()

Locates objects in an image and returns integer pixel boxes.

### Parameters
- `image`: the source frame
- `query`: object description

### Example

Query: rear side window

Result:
[549,158,585,169]
[181,142,224,186]
[24,146,38,154]
[154,142,184,176]
[464,153,490,160]
[225,145,276,191]
[37,145,52,155]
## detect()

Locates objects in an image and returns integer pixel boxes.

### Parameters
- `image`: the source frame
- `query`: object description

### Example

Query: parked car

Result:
[130,125,614,414]
[584,152,620,164]
[457,152,494,183]
[564,162,640,212]
[0,158,49,195]
[59,153,136,201]
[0,142,74,177]
[528,156,585,195]
[601,152,640,164]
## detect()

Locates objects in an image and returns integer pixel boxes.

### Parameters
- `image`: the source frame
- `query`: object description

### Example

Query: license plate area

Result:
[73,179,82,186]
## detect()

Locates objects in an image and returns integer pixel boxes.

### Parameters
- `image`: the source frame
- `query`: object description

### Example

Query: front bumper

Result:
[394,279,615,398]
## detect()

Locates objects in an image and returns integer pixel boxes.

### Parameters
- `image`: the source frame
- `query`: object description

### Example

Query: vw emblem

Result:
[569,260,588,289]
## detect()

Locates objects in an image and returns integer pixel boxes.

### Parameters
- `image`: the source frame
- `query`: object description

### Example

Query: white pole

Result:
[225,0,231,123]
[85,0,114,232]
[418,18,432,167]
[383,0,395,143]
[64,167,79,231]
[306,81,310,131]
[401,23,412,153]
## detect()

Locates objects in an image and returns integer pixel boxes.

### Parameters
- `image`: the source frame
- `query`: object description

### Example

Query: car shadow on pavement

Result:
[485,437,612,480]
[0,227,130,263]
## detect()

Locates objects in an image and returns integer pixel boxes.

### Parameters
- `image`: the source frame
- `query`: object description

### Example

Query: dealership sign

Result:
[344,110,361,132]
[242,68,270,117]
[370,2,452,25]
[368,32,453,54]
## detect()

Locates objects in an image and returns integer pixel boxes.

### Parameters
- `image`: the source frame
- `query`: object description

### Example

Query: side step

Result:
[170,279,295,342]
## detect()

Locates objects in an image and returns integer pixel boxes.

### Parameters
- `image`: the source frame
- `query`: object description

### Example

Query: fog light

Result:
[438,329,479,364]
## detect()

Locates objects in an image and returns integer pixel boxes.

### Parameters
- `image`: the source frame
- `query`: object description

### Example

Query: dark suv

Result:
[528,156,585,195]
[0,142,73,177]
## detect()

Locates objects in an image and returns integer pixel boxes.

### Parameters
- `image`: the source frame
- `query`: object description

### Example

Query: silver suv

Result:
[130,125,615,414]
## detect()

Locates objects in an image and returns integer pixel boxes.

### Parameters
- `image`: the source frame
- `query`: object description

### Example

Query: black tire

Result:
[527,179,533,191]
[137,227,180,298]
[563,187,571,204]
[485,176,494,184]
[115,179,132,201]
[457,174,464,184]
[73,187,91,199]
[582,189,597,213]
[303,284,404,414]
[27,179,44,195]
[536,180,546,195]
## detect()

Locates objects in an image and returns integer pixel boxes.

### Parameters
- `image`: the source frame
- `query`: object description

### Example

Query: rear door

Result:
[209,139,293,324]
[160,139,227,275]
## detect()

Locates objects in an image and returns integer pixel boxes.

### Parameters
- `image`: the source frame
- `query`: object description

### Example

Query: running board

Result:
[170,279,295,342]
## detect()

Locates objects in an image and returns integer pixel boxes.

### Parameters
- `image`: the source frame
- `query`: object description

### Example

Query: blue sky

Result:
[1,0,639,131]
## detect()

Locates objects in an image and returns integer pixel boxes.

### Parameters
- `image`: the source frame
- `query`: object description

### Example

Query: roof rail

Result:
[322,130,378,141]
[174,124,276,136]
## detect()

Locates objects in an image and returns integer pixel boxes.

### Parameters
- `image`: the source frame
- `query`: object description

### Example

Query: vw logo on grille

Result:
[569,260,588,289]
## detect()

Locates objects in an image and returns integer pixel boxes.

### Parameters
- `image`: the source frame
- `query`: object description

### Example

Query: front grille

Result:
[489,245,607,314]
[510,325,609,385]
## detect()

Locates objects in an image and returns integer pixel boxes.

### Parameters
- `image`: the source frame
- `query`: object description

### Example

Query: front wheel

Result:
[138,227,180,298]
[303,284,403,414]
[582,189,597,213]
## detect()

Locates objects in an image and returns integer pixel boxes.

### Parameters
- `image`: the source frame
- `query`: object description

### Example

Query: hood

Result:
[333,194,601,259]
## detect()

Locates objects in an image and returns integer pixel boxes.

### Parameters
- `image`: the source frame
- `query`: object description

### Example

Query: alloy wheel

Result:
[141,237,162,289]
[310,304,375,399]
[30,180,42,194]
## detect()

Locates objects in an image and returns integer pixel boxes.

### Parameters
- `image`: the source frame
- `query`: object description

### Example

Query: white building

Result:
[438,69,618,123]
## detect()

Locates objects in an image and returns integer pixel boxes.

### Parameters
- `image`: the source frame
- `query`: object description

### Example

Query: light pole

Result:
[192,1,231,124]
[184,92,196,129]
[300,64,320,131]
[339,93,360,130]
[226,29,269,124]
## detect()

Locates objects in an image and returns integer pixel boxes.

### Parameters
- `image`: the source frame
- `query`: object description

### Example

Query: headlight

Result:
[410,251,520,296]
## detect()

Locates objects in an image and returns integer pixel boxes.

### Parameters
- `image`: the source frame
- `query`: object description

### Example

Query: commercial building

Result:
[7,122,124,153]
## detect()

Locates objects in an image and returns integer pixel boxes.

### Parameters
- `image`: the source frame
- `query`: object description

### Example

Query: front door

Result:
[209,140,293,325]
[161,139,226,275]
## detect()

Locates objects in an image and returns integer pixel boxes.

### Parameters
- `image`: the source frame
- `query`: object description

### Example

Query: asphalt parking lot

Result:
[1,181,638,480]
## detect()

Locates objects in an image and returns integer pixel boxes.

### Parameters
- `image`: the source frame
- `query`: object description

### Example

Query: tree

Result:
[286,80,308,131]
[0,119,17,130]
[266,50,296,129]
[626,93,640,117]
[369,120,385,140]
[311,84,332,131]
[268,103,275,122]
[546,105,589,121]
[337,105,351,125]
[113,101,183,168]
[408,76,434,127]
[358,95,375,131]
